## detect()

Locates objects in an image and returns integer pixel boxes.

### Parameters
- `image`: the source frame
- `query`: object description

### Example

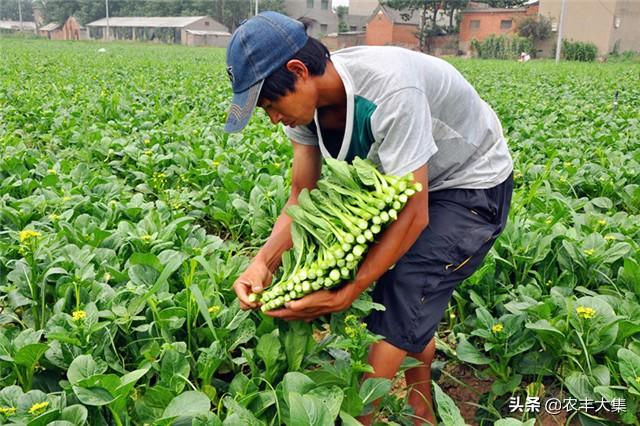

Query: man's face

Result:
[258,72,317,128]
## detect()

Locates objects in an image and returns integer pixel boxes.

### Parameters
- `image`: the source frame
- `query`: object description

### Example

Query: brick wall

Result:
[365,11,393,45]
[459,9,528,52]
[392,24,419,49]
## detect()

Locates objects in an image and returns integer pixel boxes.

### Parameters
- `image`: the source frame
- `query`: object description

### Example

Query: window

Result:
[350,25,357,31]
[320,24,328,33]
[470,20,480,29]
[500,20,512,30]
[321,0,329,10]
[307,0,314,8]
[204,21,210,26]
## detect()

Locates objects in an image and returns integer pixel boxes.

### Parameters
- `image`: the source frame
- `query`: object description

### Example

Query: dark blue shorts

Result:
[365,173,513,353]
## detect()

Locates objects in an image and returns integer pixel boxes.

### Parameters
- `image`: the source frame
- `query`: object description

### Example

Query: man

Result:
[226,12,513,425]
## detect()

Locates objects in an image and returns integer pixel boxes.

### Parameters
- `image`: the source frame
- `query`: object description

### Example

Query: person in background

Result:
[226,12,513,425]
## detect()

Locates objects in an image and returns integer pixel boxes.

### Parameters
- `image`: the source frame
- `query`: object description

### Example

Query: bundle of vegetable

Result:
[249,157,422,311]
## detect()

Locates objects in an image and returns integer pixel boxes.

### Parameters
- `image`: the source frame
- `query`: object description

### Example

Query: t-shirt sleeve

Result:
[283,123,319,146]
[370,87,438,176]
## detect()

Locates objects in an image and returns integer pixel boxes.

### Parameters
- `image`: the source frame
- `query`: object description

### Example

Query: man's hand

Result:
[233,261,273,310]
[265,283,358,321]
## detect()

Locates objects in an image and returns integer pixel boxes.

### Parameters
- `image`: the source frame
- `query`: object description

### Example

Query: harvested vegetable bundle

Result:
[249,157,422,311]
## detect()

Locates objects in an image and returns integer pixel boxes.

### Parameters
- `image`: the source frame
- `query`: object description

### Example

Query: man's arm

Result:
[266,164,429,320]
[233,141,322,309]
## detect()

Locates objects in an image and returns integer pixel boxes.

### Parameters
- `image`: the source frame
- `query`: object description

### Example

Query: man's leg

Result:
[406,337,437,425]
[357,340,407,425]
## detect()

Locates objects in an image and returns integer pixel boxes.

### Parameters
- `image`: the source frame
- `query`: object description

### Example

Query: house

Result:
[0,20,37,34]
[539,0,640,56]
[365,4,421,49]
[184,30,231,47]
[39,22,64,39]
[284,0,340,38]
[458,1,539,54]
[86,16,227,45]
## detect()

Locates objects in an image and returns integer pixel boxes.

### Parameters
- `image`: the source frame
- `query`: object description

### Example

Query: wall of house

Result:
[612,0,640,53]
[365,11,393,45]
[392,23,419,49]
[539,0,617,56]
[459,10,527,53]
[321,32,366,50]
[284,0,339,38]
[185,17,228,33]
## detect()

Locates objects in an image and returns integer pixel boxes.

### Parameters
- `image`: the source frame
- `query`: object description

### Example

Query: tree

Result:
[335,5,348,33]
[517,15,551,42]
[258,0,287,15]
[1,0,35,21]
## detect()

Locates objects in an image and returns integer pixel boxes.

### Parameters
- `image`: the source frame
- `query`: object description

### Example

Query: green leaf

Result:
[67,355,107,386]
[433,382,467,426]
[618,348,640,392]
[339,411,364,426]
[59,405,88,425]
[14,343,48,369]
[283,321,310,372]
[160,349,190,394]
[72,386,116,406]
[289,392,333,426]
[455,336,491,365]
[162,391,211,419]
[359,377,391,406]
[308,386,344,419]
[283,372,316,398]
[222,396,264,426]
[257,331,281,381]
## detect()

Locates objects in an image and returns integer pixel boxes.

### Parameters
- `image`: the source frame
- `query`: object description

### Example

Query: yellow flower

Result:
[492,323,504,334]
[584,249,595,256]
[449,313,456,319]
[144,149,153,156]
[635,376,640,385]
[63,196,71,202]
[598,219,606,226]
[208,306,221,315]
[212,161,220,167]
[144,139,150,145]
[103,273,112,282]
[0,406,16,415]
[545,218,552,224]
[19,229,41,243]
[28,401,49,416]
[564,162,572,167]
[141,235,153,242]
[47,168,56,175]
[559,176,567,182]
[514,171,523,179]
[576,306,596,319]
[604,235,615,241]
[546,280,552,286]
[72,310,87,321]
[345,326,357,338]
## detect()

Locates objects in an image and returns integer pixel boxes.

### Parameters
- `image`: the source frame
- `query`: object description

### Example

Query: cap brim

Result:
[224,80,264,133]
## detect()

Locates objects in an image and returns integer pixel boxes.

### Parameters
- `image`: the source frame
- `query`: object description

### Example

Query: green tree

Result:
[336,5,348,33]
[1,0,35,21]
[517,15,551,43]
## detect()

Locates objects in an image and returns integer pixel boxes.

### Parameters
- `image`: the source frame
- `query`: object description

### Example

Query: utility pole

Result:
[555,0,567,64]
[18,0,23,32]
[105,0,110,41]
[255,0,259,16]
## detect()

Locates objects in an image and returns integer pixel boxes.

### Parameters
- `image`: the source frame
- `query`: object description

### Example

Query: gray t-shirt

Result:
[283,46,513,191]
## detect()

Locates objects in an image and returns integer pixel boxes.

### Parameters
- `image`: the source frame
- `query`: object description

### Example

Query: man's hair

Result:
[259,19,330,102]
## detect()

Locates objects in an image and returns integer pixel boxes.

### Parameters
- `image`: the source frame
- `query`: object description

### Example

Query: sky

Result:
[333,0,349,7]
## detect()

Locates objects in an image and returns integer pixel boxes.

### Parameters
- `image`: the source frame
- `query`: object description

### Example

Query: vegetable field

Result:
[1,39,639,426]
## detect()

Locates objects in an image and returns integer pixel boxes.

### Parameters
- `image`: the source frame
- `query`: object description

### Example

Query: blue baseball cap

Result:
[224,12,309,133]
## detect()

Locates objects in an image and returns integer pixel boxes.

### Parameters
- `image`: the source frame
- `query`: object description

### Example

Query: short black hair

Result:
[259,19,330,102]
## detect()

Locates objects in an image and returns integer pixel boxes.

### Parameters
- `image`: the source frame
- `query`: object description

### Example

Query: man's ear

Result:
[285,60,309,79]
